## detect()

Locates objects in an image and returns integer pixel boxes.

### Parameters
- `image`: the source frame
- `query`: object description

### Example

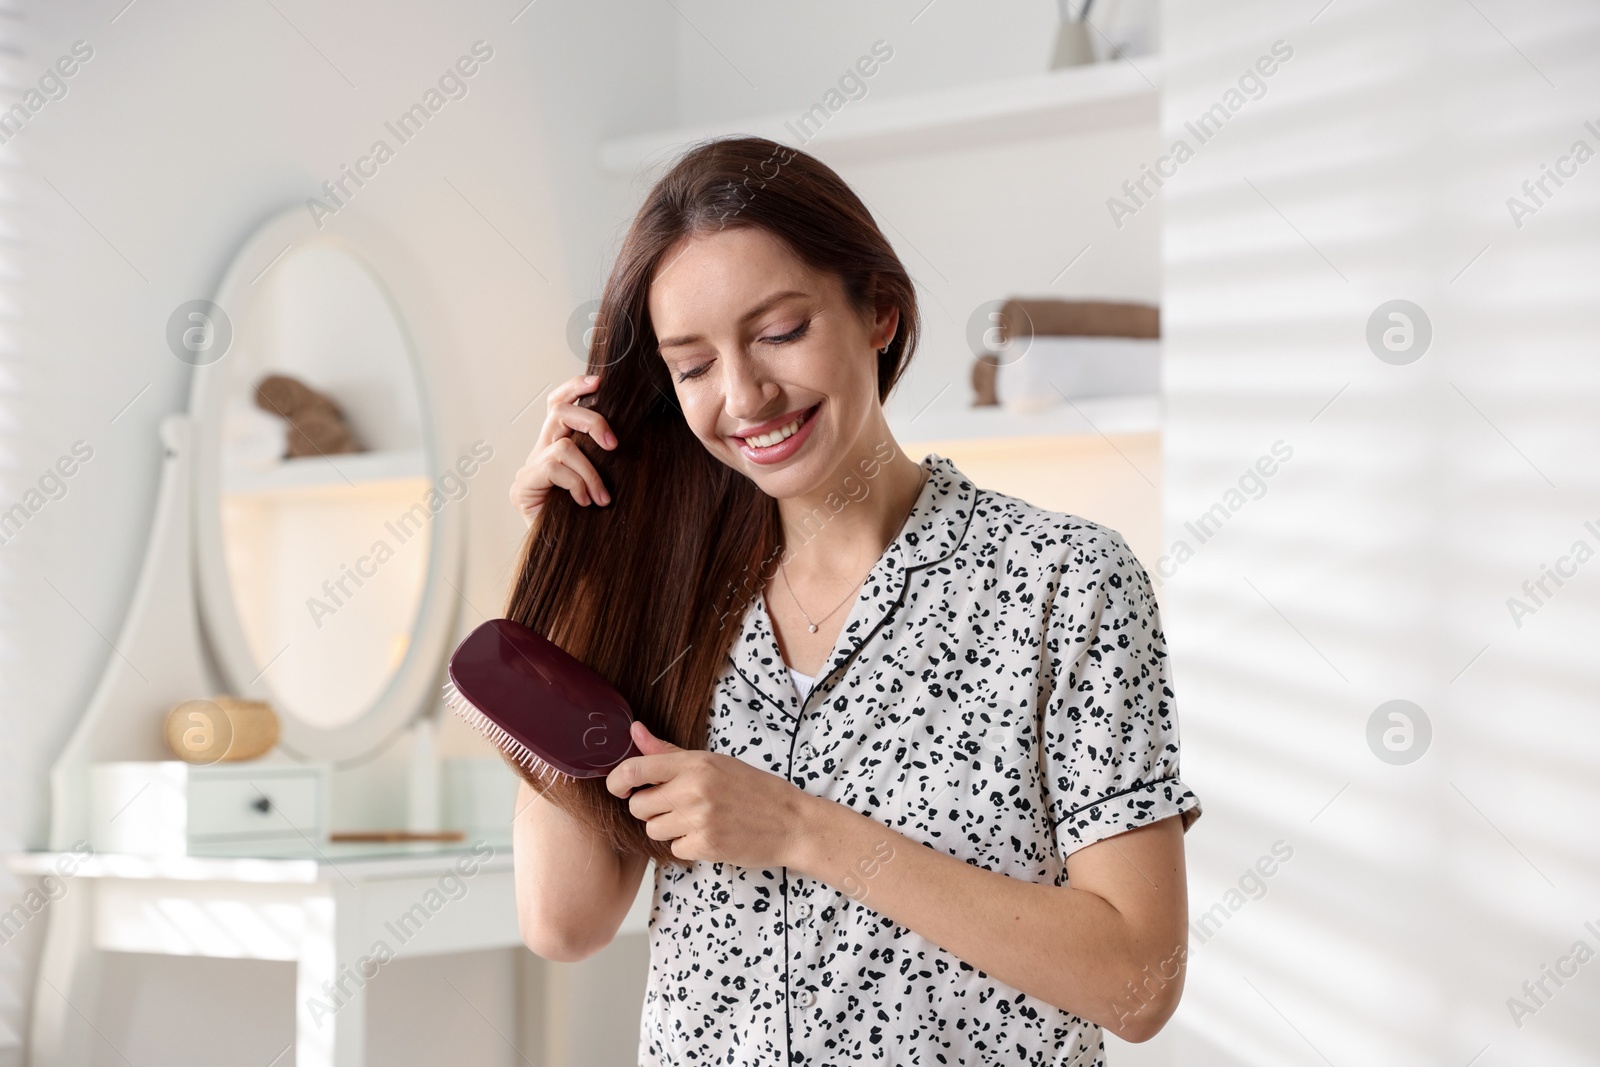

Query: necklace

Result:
[778,466,928,634]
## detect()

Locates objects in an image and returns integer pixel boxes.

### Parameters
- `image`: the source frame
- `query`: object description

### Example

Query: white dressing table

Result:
[10,845,652,1067]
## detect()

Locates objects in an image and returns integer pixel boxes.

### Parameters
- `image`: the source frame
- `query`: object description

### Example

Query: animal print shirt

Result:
[638,452,1202,1066]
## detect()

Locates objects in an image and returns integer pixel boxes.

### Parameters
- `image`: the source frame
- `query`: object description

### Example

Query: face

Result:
[648,226,897,498]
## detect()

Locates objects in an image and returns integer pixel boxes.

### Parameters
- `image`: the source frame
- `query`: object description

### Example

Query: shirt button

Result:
[794,902,812,920]
[798,741,815,759]
[795,989,816,1008]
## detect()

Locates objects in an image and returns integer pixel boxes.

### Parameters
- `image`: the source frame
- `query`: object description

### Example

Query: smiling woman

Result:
[502,135,1200,1067]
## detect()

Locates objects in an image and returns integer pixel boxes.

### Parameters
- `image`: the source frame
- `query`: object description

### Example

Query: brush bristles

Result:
[441,681,575,786]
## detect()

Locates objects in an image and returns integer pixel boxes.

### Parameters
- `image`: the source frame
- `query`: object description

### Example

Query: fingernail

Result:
[605,431,617,448]
[585,374,599,383]
[599,490,610,504]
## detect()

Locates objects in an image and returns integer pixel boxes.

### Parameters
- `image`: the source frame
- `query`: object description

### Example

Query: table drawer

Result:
[188,771,323,839]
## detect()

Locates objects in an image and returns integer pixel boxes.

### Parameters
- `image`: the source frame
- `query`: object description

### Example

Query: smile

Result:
[741,407,811,447]
[733,402,821,465]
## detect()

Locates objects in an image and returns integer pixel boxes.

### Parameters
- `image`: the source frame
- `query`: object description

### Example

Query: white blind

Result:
[1163,1,1600,1063]
[0,0,24,1049]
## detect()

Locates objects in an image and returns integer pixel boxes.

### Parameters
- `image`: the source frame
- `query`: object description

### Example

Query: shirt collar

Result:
[886,451,974,573]
[726,452,977,722]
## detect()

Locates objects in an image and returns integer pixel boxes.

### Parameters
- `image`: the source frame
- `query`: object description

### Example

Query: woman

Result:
[505,135,1201,1066]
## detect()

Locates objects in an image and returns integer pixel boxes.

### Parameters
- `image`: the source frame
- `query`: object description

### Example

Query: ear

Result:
[630,719,682,755]
[875,303,900,352]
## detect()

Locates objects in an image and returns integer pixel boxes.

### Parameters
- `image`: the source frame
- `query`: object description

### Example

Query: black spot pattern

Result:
[638,453,1202,1066]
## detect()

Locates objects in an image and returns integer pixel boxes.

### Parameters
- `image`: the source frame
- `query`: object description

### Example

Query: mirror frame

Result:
[190,206,467,763]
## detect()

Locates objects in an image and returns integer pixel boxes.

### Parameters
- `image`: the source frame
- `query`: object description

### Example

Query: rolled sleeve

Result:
[1040,527,1202,858]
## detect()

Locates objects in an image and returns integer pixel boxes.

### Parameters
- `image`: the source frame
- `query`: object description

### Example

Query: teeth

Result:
[742,410,808,449]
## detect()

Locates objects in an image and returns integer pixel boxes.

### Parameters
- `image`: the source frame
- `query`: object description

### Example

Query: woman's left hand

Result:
[606,721,818,867]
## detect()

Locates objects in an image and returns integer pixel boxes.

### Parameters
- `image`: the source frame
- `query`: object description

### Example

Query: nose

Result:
[721,350,779,423]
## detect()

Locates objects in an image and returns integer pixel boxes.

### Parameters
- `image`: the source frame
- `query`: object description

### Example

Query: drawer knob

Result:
[251,795,272,814]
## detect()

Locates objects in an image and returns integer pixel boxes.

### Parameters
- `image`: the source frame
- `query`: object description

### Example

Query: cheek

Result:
[678,391,724,441]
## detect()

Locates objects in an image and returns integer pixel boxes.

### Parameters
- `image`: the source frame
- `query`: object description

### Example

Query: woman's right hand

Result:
[509,373,618,528]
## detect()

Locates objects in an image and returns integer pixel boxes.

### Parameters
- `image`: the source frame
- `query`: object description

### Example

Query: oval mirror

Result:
[191,208,465,762]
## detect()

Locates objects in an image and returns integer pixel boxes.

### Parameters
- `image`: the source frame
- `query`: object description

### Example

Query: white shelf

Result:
[892,393,1160,445]
[599,57,1161,174]
[221,447,428,498]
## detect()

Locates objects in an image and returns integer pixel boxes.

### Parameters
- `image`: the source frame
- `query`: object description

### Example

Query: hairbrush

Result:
[442,618,642,784]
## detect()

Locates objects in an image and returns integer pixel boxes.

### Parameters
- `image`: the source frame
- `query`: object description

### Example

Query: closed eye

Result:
[761,319,810,346]
[674,319,811,383]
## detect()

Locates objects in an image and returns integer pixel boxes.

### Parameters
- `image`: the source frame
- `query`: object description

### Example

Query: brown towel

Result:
[254,374,364,458]
[972,299,1160,405]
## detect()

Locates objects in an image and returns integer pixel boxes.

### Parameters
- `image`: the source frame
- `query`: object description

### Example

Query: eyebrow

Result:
[655,289,811,350]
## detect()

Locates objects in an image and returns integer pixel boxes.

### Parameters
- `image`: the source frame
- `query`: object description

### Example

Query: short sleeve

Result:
[1040,527,1201,858]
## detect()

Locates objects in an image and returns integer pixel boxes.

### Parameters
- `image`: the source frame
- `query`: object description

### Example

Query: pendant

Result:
[808,624,818,633]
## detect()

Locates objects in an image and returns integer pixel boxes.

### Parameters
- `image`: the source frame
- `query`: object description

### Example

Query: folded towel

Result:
[254,373,364,457]
[997,298,1160,343]
[995,336,1162,413]
[973,298,1160,406]
[220,400,290,469]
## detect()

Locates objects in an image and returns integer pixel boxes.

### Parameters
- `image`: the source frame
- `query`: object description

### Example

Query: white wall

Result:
[1,1,673,1063]
[1160,1,1600,1063]
[610,0,1164,438]
[668,0,1158,127]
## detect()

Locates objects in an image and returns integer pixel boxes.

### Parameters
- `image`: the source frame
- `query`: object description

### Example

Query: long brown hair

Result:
[503,135,919,865]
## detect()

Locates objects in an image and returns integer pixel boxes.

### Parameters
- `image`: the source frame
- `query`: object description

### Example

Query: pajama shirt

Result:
[638,452,1202,1066]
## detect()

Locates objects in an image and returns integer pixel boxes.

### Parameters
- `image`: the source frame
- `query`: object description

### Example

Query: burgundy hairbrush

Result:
[442,618,642,784]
